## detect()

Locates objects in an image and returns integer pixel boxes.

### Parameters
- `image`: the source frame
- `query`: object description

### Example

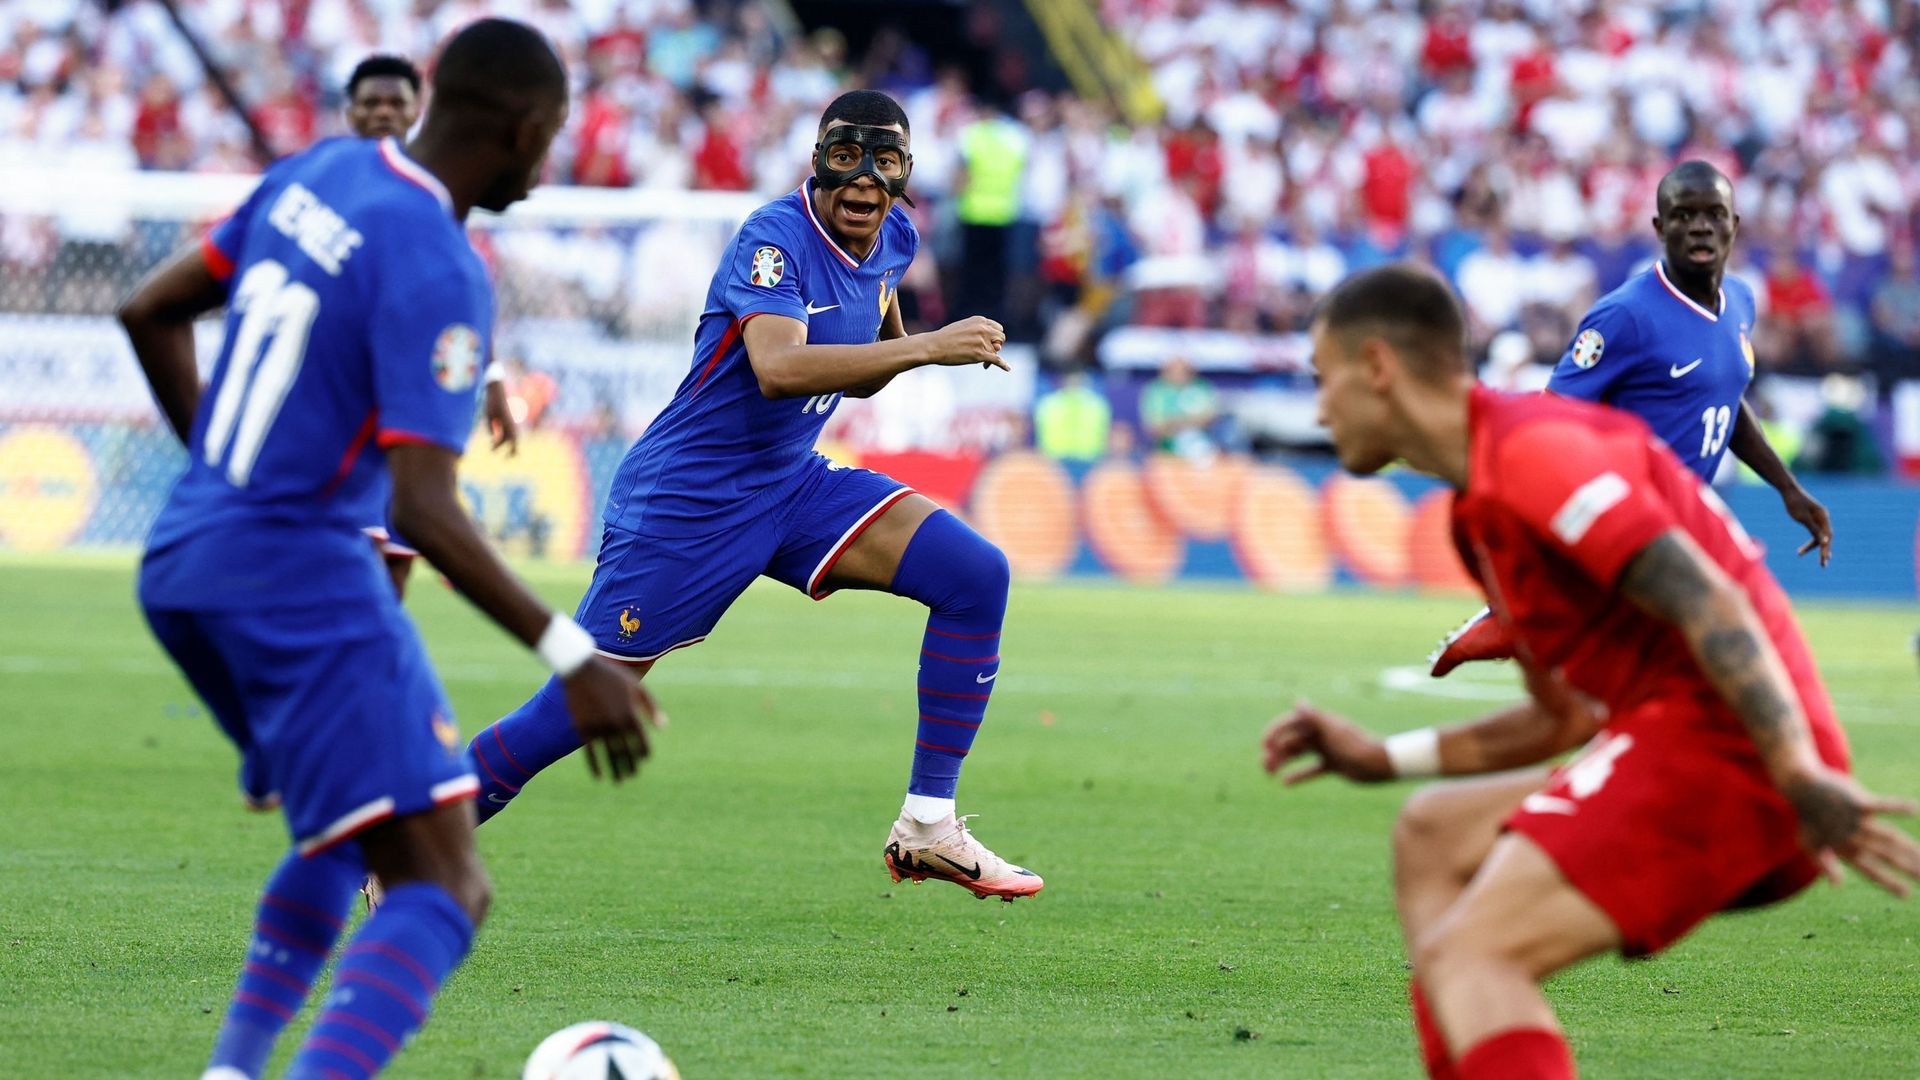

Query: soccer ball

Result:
[522,1021,680,1080]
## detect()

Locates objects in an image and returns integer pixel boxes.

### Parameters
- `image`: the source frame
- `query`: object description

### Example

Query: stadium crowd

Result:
[3,0,1920,386]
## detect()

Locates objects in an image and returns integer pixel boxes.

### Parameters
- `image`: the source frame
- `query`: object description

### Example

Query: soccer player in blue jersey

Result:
[1546,161,1829,547]
[119,21,648,1080]
[341,52,525,600]
[467,89,1045,900]
[1431,161,1833,675]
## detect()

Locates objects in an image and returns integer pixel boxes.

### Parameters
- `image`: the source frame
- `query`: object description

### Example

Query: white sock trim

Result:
[903,794,956,824]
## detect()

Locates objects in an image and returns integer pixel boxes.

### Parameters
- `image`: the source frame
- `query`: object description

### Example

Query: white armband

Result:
[1385,728,1442,779]
[536,614,596,677]
[483,360,507,386]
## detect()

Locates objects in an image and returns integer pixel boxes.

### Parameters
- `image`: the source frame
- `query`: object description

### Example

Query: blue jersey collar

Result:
[799,178,864,269]
[379,137,455,217]
[1654,260,1724,323]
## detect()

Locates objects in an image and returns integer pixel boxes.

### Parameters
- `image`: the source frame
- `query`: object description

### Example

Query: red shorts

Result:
[1504,697,1827,956]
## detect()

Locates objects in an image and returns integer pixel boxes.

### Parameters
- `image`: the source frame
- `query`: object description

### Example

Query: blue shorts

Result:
[144,596,476,854]
[578,459,911,661]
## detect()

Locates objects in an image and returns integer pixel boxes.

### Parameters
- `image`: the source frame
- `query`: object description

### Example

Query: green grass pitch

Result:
[2,555,1917,1078]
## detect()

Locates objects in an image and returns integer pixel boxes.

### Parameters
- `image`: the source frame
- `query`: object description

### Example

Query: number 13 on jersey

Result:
[1699,404,1732,460]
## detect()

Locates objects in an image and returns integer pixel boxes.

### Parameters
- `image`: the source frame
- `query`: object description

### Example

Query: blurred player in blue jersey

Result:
[1431,161,1833,675]
[468,89,1045,901]
[340,51,526,600]
[119,21,648,1080]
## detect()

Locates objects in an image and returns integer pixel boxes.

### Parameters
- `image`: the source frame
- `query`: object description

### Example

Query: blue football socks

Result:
[207,845,361,1079]
[889,510,1010,801]
[469,676,581,824]
[284,882,475,1080]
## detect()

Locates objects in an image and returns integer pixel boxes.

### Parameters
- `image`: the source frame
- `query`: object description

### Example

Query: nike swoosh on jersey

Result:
[975,671,997,684]
[1669,358,1704,378]
[806,301,840,315]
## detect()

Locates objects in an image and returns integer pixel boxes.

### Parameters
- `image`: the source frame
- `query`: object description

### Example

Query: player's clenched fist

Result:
[563,655,651,781]
[927,315,1009,370]
[1261,701,1394,785]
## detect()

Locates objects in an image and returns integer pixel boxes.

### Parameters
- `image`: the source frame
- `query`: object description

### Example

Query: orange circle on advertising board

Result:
[1142,452,1251,540]
[970,451,1078,580]
[1229,465,1331,591]
[1323,473,1412,587]
[459,428,590,559]
[1408,489,1477,594]
[1082,460,1183,584]
[0,426,98,552]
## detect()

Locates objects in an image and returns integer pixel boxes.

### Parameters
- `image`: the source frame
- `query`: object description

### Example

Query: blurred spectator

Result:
[1795,373,1885,474]
[572,81,635,188]
[1033,368,1112,464]
[1869,245,1920,394]
[691,98,752,191]
[1763,246,1840,373]
[951,101,1029,327]
[131,74,187,169]
[1140,355,1220,459]
[506,357,558,431]
[1455,224,1527,347]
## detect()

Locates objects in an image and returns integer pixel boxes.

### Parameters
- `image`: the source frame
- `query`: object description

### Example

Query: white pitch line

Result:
[1377,664,1524,702]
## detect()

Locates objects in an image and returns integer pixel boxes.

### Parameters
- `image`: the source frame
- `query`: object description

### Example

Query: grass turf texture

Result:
[2,554,1916,1078]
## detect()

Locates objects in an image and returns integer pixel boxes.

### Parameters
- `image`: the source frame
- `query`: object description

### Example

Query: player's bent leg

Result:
[1392,771,1546,1080]
[817,493,1040,899]
[470,662,659,825]
[285,799,487,1080]
[1413,833,1621,1079]
[202,845,363,1080]
[1394,769,1550,947]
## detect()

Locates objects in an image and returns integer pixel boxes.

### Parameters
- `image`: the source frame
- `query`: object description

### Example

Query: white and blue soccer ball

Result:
[522,1021,680,1080]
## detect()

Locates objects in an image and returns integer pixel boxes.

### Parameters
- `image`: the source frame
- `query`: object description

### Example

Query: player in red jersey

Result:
[1262,263,1920,1079]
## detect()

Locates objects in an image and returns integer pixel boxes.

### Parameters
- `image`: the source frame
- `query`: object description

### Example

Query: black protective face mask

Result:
[813,124,915,207]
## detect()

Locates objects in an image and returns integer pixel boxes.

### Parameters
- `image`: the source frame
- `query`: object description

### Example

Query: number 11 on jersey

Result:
[203,259,320,487]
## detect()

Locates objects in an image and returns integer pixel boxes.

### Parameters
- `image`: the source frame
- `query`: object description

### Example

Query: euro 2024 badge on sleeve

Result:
[1571,327,1604,370]
[432,323,482,391]
[750,246,785,288]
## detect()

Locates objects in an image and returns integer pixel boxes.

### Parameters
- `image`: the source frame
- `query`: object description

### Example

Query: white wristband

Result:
[1384,728,1442,779]
[483,361,506,386]
[536,614,596,677]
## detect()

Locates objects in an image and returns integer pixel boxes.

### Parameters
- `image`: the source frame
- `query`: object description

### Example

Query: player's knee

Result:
[966,536,1010,600]
[1392,785,1457,871]
[898,512,1009,614]
[1410,918,1482,981]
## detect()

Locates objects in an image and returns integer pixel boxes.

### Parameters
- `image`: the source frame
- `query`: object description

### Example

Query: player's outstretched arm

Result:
[1260,691,1599,785]
[388,442,649,781]
[1620,528,1920,894]
[1730,398,1832,565]
[744,311,1006,399]
[117,243,230,444]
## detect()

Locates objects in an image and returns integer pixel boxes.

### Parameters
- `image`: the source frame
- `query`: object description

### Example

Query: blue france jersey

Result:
[603,180,918,537]
[1546,261,1756,481]
[141,137,492,610]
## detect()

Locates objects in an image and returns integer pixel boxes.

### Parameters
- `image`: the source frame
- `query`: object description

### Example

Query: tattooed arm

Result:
[1618,529,1920,894]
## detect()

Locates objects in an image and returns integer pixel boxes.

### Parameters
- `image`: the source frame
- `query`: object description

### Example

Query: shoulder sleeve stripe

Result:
[1550,472,1630,545]
[201,229,235,282]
